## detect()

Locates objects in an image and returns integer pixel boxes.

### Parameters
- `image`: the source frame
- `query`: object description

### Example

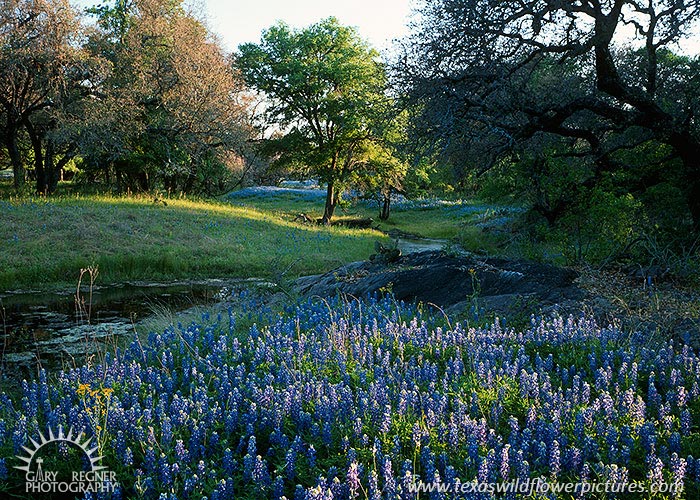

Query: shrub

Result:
[557,188,642,264]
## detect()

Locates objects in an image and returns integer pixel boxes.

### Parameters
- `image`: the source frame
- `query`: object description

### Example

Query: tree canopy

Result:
[0,0,87,193]
[398,0,700,231]
[0,0,253,195]
[237,17,405,223]
[80,0,253,194]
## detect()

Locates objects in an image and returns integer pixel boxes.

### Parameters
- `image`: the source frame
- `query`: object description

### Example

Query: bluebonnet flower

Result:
[640,422,657,453]
[243,453,254,482]
[549,440,561,479]
[285,446,297,481]
[294,484,306,500]
[160,417,172,447]
[307,444,317,470]
[421,445,436,479]
[0,296,698,498]
[12,415,27,454]
[347,461,361,499]
[175,439,189,463]
[477,454,489,483]
[467,436,479,468]
[158,454,172,486]
[122,447,134,467]
[223,448,235,476]
[368,470,381,500]
[669,432,682,454]
[253,455,271,487]
[272,475,284,499]
[308,482,335,500]
[691,455,700,483]
[382,457,396,496]
[681,409,692,434]
[401,468,415,498]
[647,453,665,484]
[574,412,586,442]
[183,476,197,494]
[144,447,157,473]
[210,431,220,449]
[670,453,686,489]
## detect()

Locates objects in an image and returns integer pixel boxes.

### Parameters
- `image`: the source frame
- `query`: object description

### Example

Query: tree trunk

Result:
[49,146,73,194]
[25,123,47,195]
[680,156,700,232]
[321,181,337,224]
[44,140,57,194]
[137,171,150,192]
[35,157,47,195]
[534,200,568,227]
[116,165,127,192]
[4,122,25,189]
[183,173,196,193]
[379,192,391,220]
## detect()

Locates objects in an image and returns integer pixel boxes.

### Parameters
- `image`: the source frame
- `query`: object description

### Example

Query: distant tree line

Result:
[0,3,407,221]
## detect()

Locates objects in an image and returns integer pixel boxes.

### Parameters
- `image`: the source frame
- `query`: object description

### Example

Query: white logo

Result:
[14,426,118,495]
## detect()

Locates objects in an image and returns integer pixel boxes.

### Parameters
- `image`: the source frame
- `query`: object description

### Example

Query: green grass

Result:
[0,180,519,292]
[0,192,389,292]
[375,206,462,239]
[225,191,475,240]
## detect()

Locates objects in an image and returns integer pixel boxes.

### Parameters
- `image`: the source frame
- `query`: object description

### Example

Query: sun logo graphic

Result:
[14,426,118,495]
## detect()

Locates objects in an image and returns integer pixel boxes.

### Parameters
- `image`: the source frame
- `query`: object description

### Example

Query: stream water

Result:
[0,279,271,374]
[395,237,447,254]
[0,238,447,375]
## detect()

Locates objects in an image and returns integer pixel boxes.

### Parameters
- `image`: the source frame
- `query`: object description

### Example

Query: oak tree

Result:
[399,0,700,229]
[237,17,402,223]
[82,0,252,193]
[0,0,87,192]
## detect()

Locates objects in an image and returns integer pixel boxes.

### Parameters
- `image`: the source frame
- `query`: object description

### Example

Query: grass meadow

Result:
[0,191,388,292]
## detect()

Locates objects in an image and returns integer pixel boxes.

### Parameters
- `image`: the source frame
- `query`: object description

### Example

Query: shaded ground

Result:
[576,266,700,348]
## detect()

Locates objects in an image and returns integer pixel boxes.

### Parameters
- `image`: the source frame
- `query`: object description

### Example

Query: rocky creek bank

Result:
[294,250,700,348]
[295,250,585,319]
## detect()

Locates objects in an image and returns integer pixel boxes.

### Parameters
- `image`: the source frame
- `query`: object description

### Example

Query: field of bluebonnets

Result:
[1,292,699,499]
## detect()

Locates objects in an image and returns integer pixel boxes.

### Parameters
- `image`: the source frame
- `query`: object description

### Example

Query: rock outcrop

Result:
[295,250,584,317]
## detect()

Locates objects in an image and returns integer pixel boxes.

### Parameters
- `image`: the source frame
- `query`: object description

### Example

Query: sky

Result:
[188,0,415,53]
[73,0,698,56]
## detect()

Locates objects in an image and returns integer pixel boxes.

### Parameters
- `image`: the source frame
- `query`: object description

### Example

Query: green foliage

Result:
[403,158,456,198]
[236,18,405,222]
[471,137,698,267]
[0,0,87,193]
[401,0,700,234]
[638,183,694,243]
[77,0,252,195]
[557,188,642,264]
